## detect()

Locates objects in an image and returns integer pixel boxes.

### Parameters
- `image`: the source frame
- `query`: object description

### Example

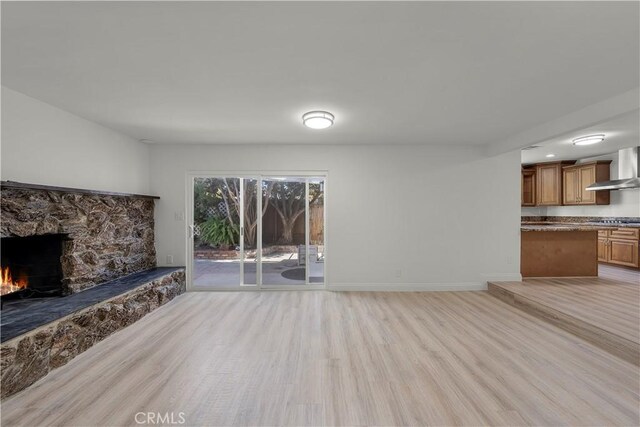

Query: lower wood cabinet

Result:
[597,237,609,262]
[609,240,639,268]
[597,229,640,268]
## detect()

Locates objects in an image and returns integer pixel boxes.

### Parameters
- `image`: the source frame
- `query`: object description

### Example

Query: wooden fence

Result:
[310,203,324,244]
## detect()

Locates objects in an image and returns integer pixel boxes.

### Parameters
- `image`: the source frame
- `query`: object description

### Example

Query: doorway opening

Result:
[187,174,326,290]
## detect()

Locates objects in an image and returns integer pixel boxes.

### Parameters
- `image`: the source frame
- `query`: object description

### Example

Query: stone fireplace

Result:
[1,182,157,294]
[0,181,186,399]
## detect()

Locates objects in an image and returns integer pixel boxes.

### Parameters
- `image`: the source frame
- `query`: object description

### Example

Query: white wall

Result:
[522,153,640,218]
[1,87,150,194]
[1,86,523,289]
[150,144,522,290]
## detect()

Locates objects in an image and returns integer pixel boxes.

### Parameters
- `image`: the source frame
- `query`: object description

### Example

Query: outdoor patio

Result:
[193,251,324,287]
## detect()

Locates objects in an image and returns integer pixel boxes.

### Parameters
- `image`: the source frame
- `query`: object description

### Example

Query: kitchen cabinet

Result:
[562,161,612,205]
[562,168,579,205]
[597,236,609,262]
[535,161,575,206]
[597,229,640,268]
[609,240,639,268]
[521,168,536,206]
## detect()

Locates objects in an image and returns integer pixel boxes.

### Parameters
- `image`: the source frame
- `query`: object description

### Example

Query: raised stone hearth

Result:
[1,182,158,293]
[0,268,185,399]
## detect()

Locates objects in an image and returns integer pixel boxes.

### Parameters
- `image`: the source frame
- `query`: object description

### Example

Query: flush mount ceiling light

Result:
[546,154,556,158]
[302,111,334,129]
[572,134,605,146]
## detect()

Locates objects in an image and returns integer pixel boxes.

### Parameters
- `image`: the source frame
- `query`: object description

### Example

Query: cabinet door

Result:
[610,228,640,241]
[537,164,562,205]
[521,170,536,206]
[608,239,639,268]
[597,238,609,262]
[562,168,579,205]
[578,165,596,204]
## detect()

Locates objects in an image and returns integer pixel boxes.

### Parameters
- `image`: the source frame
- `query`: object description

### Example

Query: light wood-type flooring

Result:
[489,264,640,365]
[599,263,640,284]
[2,290,639,426]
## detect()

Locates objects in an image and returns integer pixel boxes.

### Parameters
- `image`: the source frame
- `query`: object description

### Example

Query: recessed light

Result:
[572,134,605,146]
[302,111,334,129]
[545,154,556,158]
[139,139,154,144]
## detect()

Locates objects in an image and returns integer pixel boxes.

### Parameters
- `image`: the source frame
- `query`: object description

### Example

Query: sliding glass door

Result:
[188,174,326,290]
[190,177,253,289]
[261,177,307,286]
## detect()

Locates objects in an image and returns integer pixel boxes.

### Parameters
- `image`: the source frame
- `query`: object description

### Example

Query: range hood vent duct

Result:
[585,146,640,191]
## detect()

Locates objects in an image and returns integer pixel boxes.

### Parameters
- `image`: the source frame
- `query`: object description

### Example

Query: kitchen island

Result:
[521,224,600,277]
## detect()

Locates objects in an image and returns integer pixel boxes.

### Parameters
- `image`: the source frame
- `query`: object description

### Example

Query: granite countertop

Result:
[521,222,640,232]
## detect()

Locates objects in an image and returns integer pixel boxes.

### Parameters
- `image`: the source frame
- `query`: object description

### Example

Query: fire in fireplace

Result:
[0,234,68,300]
[0,266,27,296]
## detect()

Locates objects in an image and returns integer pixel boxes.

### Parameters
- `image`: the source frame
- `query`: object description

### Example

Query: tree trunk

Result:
[281,220,295,244]
[245,223,257,248]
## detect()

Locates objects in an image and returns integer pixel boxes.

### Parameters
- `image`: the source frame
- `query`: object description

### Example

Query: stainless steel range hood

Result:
[585,146,640,191]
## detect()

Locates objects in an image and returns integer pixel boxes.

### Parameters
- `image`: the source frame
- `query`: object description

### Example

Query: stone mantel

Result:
[1,181,160,200]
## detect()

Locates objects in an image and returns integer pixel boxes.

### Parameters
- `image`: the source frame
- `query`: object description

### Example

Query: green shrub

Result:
[199,217,239,247]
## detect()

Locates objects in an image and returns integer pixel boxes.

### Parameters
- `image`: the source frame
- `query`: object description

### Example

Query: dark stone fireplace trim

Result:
[0,268,186,400]
[1,181,160,200]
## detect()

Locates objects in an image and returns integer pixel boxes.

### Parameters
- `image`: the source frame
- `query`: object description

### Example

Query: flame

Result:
[1,266,27,296]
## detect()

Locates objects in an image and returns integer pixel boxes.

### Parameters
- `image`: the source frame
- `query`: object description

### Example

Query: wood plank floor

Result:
[599,263,640,285]
[488,265,640,365]
[2,291,639,426]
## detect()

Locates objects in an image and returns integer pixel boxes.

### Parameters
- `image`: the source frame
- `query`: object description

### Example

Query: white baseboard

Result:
[481,273,523,282]
[327,282,487,292]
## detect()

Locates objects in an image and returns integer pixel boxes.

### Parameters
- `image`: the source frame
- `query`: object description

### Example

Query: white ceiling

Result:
[2,2,639,145]
[521,110,640,164]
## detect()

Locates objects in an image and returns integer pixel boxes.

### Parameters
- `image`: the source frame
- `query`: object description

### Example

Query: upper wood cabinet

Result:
[521,168,536,206]
[535,161,575,206]
[562,167,579,205]
[562,161,612,205]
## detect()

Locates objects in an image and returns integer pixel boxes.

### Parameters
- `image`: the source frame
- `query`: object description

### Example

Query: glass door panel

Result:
[261,177,307,286]
[242,178,259,286]
[192,177,241,288]
[309,178,325,284]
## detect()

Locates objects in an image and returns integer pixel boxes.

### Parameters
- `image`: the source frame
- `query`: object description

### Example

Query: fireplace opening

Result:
[1,234,68,299]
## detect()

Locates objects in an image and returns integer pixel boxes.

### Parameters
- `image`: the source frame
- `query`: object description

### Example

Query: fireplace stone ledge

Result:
[0,268,185,400]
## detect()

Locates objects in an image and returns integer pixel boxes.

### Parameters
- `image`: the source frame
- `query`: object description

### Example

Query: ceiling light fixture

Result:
[546,154,556,158]
[302,111,334,129]
[572,134,605,146]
